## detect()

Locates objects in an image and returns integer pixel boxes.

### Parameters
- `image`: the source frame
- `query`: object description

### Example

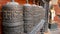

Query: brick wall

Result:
[54,5,60,28]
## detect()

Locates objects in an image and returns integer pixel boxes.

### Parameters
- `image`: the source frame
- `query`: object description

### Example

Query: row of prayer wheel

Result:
[1,0,45,34]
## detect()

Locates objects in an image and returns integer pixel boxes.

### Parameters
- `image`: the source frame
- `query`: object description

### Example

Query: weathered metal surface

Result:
[23,4,45,34]
[2,3,23,26]
[23,4,32,33]
[2,2,24,34]
[32,6,45,26]
[3,26,24,34]
[29,19,45,34]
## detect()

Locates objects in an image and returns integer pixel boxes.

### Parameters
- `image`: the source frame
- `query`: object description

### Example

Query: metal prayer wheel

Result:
[23,0,34,33]
[2,2,23,27]
[2,0,24,34]
[31,4,45,34]
[3,26,24,34]
[23,0,45,34]
[31,5,45,26]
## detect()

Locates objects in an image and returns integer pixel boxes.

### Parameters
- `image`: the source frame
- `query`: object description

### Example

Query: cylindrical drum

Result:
[2,2,24,34]
[32,6,45,34]
[3,25,24,34]
[23,4,45,34]
[23,4,34,33]
[32,5,45,26]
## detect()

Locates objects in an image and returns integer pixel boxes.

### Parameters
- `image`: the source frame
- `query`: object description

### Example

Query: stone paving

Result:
[49,28,60,34]
[44,28,60,34]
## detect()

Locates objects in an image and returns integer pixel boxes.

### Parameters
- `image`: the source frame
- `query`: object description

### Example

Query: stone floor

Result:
[44,28,60,34]
[50,28,60,34]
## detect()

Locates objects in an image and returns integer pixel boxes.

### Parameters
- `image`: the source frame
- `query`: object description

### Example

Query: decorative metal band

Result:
[2,6,23,23]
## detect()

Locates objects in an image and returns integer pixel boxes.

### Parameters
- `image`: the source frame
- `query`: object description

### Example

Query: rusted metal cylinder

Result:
[2,1,24,34]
